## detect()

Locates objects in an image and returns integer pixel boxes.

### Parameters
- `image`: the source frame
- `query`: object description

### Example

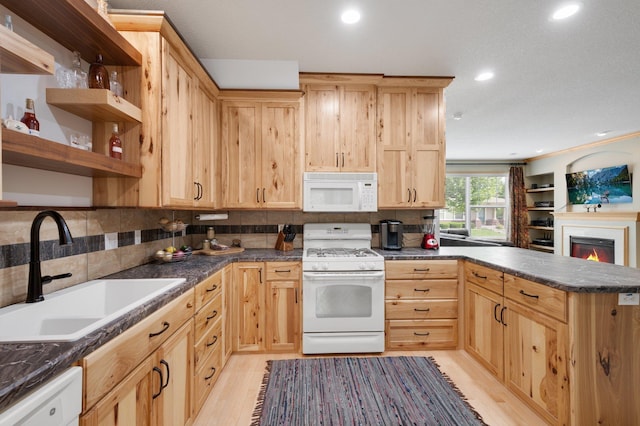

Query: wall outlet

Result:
[618,293,640,305]
[134,230,141,245]
[104,232,118,250]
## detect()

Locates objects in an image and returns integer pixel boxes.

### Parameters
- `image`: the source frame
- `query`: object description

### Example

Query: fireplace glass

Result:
[570,236,615,264]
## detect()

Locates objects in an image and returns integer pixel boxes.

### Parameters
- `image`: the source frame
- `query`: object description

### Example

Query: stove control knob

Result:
[321,262,329,270]
[311,263,319,271]
[359,262,366,270]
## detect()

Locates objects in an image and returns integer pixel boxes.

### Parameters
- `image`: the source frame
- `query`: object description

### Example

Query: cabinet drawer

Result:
[194,270,223,312]
[386,279,458,299]
[82,289,195,410]
[385,299,458,319]
[194,316,222,371]
[194,343,223,412]
[464,262,503,294]
[194,293,222,342]
[386,319,458,350]
[385,260,458,280]
[504,274,567,322]
[266,262,301,281]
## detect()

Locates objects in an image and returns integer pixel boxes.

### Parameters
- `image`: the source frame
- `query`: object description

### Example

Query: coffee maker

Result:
[380,220,403,250]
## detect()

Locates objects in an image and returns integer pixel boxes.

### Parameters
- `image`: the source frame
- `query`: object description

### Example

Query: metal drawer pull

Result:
[493,303,502,323]
[160,359,170,390]
[473,272,487,279]
[407,188,412,202]
[413,268,430,272]
[500,306,507,326]
[275,269,291,273]
[152,367,163,399]
[206,284,218,292]
[414,288,430,292]
[149,321,170,338]
[206,335,218,347]
[204,367,216,380]
[414,308,431,312]
[519,289,539,299]
[206,310,218,321]
[414,332,430,336]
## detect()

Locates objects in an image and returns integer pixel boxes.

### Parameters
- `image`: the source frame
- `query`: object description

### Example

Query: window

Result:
[440,175,509,240]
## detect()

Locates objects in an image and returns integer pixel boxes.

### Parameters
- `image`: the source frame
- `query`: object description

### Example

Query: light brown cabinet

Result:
[385,260,459,350]
[221,97,301,209]
[233,261,300,352]
[376,79,452,209]
[301,75,377,172]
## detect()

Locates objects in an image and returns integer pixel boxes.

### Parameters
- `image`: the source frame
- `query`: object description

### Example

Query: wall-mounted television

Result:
[565,164,632,205]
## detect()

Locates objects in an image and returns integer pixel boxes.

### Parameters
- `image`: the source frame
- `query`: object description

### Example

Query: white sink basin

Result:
[0,278,186,342]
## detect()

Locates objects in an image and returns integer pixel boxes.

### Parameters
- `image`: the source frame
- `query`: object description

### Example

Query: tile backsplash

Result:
[0,208,430,308]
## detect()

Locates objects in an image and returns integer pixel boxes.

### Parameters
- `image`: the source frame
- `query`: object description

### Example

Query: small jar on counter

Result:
[206,226,215,240]
[202,239,211,251]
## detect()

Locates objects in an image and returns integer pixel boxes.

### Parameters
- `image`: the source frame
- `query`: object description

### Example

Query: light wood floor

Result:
[193,350,548,426]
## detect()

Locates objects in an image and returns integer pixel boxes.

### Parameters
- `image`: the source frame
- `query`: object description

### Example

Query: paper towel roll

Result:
[196,213,229,221]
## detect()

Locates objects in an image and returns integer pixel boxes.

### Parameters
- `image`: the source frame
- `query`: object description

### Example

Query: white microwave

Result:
[303,172,377,212]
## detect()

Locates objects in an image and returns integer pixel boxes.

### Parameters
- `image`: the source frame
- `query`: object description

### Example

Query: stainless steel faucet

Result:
[27,210,74,303]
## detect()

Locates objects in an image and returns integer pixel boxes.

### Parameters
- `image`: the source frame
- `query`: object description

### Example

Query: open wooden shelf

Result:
[2,128,142,178]
[529,244,554,253]
[527,207,554,211]
[0,24,54,74]
[527,226,554,231]
[46,88,142,123]
[0,0,141,66]
[526,187,554,193]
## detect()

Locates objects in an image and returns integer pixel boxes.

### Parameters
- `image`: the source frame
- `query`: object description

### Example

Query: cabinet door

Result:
[80,359,152,426]
[265,279,300,352]
[194,86,219,208]
[234,263,265,351]
[465,282,504,380]
[162,41,195,207]
[504,300,569,425]
[377,87,412,208]
[261,102,300,209]
[151,321,194,426]
[304,84,340,171]
[340,85,376,171]
[222,102,261,208]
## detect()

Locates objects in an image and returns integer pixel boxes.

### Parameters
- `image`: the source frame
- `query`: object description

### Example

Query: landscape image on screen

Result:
[565,164,632,205]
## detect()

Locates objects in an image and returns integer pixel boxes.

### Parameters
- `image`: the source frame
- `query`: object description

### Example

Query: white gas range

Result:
[302,223,385,354]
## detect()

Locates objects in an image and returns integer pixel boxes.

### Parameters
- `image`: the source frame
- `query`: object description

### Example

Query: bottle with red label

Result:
[109,124,122,160]
[20,98,40,136]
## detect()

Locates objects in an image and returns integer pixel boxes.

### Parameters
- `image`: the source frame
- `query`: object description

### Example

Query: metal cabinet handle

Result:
[519,289,539,299]
[407,188,412,202]
[152,367,163,399]
[149,321,170,338]
[414,308,431,312]
[336,152,339,167]
[256,188,260,203]
[206,310,218,321]
[206,284,218,293]
[206,334,218,347]
[259,268,263,283]
[500,306,507,326]
[341,152,345,168]
[473,271,487,279]
[262,188,266,203]
[413,188,417,202]
[414,268,430,272]
[160,359,170,390]
[414,332,430,336]
[414,288,430,292]
[275,269,291,273]
[493,303,501,323]
[204,367,216,380]
[295,288,298,304]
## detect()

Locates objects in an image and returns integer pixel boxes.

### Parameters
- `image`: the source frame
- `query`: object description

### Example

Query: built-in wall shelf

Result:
[0,24,54,74]
[2,128,142,178]
[527,226,554,231]
[0,0,141,66]
[526,187,554,193]
[527,207,554,211]
[529,243,554,253]
[46,89,142,123]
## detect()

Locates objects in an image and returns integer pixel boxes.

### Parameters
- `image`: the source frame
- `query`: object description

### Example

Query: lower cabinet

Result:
[385,260,459,350]
[234,261,300,353]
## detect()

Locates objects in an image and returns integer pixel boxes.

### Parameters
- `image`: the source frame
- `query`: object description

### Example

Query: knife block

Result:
[274,231,294,251]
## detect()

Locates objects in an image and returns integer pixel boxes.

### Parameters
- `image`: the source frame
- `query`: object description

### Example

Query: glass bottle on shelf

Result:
[20,98,39,136]
[109,124,122,160]
[110,71,123,97]
[71,51,88,88]
[88,54,110,90]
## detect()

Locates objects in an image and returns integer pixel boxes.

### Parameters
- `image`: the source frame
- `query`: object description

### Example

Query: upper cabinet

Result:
[376,77,453,209]
[221,92,302,209]
[95,12,221,209]
[301,74,378,172]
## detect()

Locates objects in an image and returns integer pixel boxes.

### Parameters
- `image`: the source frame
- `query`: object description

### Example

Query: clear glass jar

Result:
[110,71,123,96]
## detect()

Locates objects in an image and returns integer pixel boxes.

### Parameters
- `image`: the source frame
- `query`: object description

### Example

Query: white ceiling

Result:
[109,0,640,161]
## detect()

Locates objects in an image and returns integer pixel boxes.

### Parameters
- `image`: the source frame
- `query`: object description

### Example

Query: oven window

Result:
[315,285,372,318]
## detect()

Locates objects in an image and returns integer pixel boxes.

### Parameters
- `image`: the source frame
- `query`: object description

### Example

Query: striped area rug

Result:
[252,356,487,425]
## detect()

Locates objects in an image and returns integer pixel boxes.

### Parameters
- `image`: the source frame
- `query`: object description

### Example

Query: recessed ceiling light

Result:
[452,112,463,120]
[596,130,611,137]
[536,149,544,153]
[341,9,361,24]
[552,3,581,20]
[474,71,494,82]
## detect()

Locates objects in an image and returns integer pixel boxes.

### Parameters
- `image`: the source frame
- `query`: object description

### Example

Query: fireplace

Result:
[570,236,615,264]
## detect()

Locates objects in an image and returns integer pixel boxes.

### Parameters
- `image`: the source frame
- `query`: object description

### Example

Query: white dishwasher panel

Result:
[0,366,82,426]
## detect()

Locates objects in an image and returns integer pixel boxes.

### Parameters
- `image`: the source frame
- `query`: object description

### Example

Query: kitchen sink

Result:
[0,278,186,342]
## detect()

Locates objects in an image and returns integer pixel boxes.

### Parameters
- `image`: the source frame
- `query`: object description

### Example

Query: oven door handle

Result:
[303,271,385,279]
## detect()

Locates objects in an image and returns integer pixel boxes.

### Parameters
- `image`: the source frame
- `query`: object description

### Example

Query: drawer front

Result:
[266,261,301,281]
[385,299,458,319]
[194,293,223,342]
[195,343,223,412]
[194,316,223,371]
[83,289,195,410]
[385,260,458,280]
[195,270,223,312]
[386,319,458,350]
[504,274,567,322]
[464,262,503,294]
[386,279,458,300]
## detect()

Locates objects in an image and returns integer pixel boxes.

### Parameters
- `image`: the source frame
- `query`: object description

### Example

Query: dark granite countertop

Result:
[1,246,639,413]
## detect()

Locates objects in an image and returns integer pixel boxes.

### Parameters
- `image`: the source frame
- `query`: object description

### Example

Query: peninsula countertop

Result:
[1,246,639,413]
